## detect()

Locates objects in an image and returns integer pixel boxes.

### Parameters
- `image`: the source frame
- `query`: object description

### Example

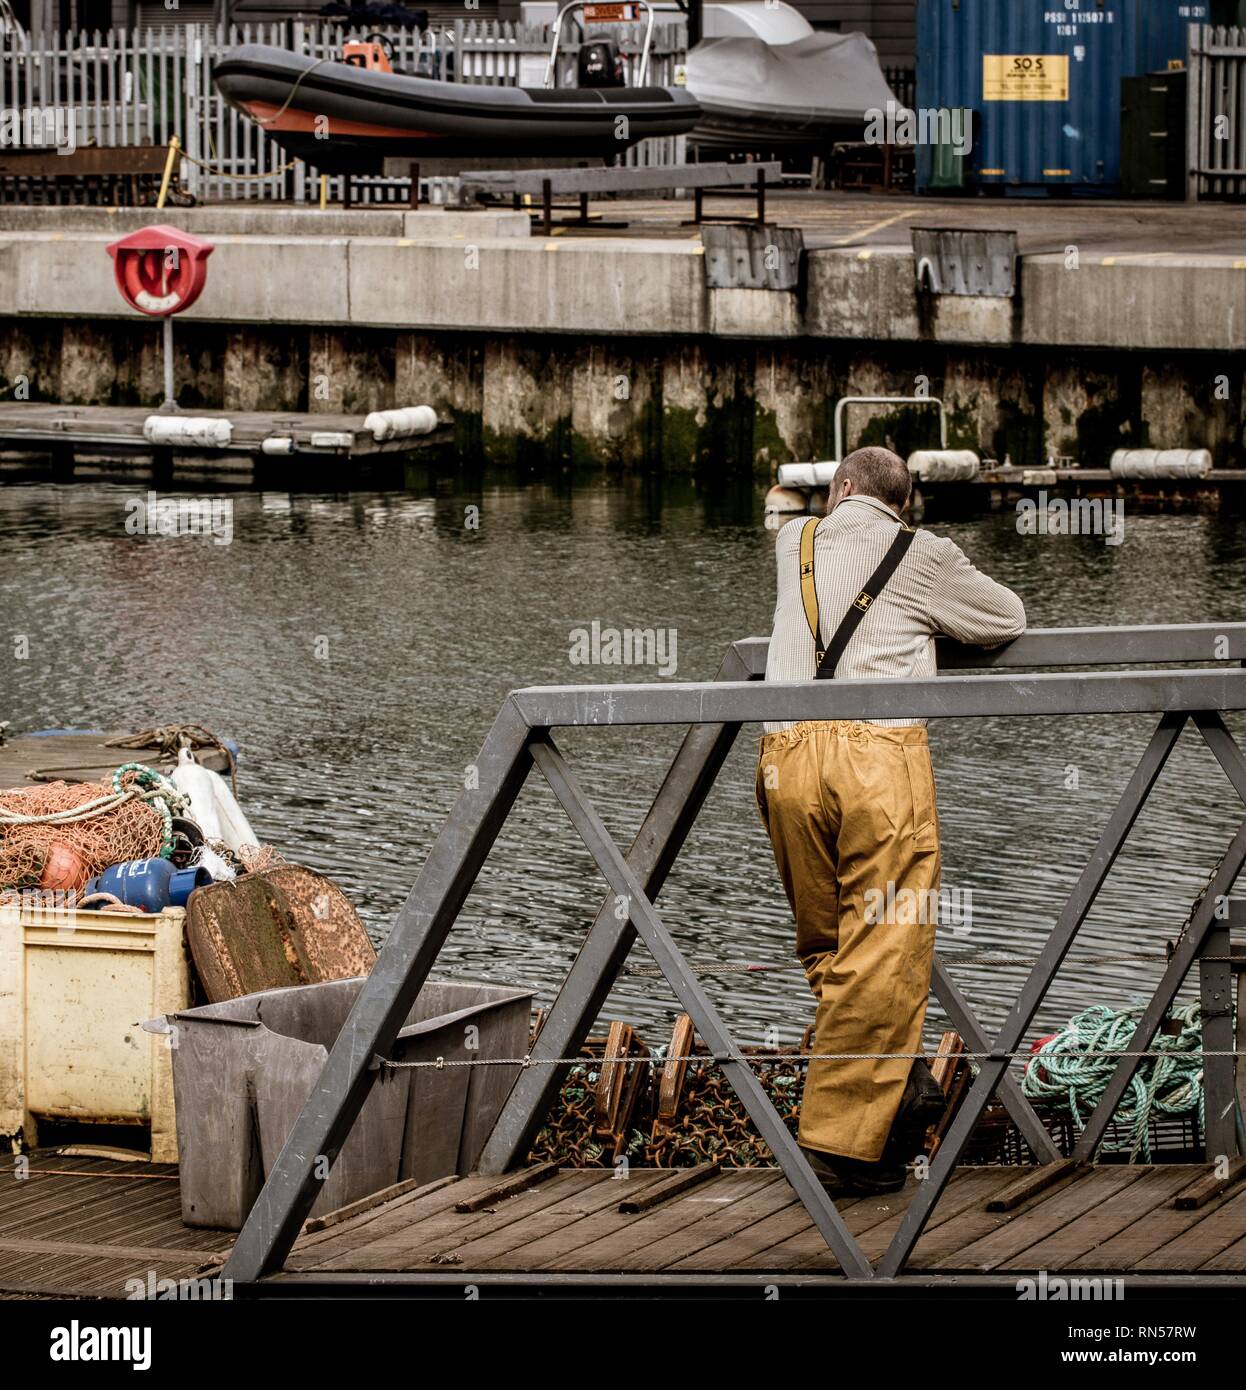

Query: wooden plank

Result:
[72,1256,219,1300]
[308,1171,618,1273]
[612,1174,791,1272]
[667,1192,804,1271]
[517,1174,719,1271]
[1138,1187,1246,1272]
[460,161,781,198]
[0,404,449,460]
[1065,1187,1223,1271]
[864,1166,1021,1264]
[618,1163,719,1214]
[1173,1156,1246,1209]
[985,1160,1082,1212]
[285,1174,486,1269]
[454,1162,559,1213]
[21,1174,187,1238]
[733,1178,922,1274]
[787,1176,973,1273]
[0,1170,133,1228]
[930,1166,1142,1272]
[348,1173,633,1274]
[688,1162,1014,1275]
[0,145,167,177]
[908,1167,1097,1270]
[305,1175,458,1233]
[34,1191,194,1252]
[434,1171,676,1273]
[1005,1166,1195,1271]
[0,1236,222,1264]
[542,1170,767,1273]
[0,1174,174,1239]
[787,1172,1024,1273]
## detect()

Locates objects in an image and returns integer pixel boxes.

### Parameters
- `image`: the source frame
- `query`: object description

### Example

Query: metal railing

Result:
[2,19,689,205]
[219,622,1246,1285]
[1187,24,1246,200]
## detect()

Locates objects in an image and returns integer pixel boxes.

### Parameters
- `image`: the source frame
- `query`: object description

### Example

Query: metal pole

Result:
[1200,921,1237,1160]
[1071,822,1246,1159]
[161,316,176,411]
[686,0,701,47]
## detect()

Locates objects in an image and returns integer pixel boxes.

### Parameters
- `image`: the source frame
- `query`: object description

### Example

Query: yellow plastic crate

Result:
[0,901,192,1162]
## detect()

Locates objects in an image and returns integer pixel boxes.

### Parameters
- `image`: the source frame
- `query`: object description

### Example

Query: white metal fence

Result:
[2,19,689,203]
[1187,24,1246,200]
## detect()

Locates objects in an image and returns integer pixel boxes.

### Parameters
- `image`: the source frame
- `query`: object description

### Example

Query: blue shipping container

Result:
[1138,1,1209,72]
[917,0,1137,194]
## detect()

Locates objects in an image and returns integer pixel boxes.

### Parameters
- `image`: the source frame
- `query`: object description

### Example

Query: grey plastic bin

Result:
[161,976,532,1230]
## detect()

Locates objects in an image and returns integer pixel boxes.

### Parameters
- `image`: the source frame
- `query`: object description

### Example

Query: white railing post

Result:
[183,24,200,202]
[1186,23,1202,202]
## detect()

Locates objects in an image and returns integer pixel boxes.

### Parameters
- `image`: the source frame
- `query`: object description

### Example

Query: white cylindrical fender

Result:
[170,747,257,855]
[261,436,295,455]
[907,449,980,482]
[1110,448,1212,479]
[764,485,811,515]
[143,416,233,448]
[777,460,839,488]
[365,405,438,441]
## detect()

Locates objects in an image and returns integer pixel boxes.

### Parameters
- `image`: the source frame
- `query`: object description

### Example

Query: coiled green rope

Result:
[1022,1002,1205,1162]
[111,762,186,860]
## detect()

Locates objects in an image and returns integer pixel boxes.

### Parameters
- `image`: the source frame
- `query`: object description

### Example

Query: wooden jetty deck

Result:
[269,1164,1246,1290]
[0,1157,232,1299]
[3,1156,1245,1295]
[0,729,232,787]
[0,403,450,470]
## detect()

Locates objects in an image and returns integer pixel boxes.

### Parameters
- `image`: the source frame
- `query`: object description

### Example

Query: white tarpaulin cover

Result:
[685,31,897,129]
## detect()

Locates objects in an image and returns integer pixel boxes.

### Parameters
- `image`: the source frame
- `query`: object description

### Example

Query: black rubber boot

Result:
[882,1057,948,1165]
[799,1145,907,1196]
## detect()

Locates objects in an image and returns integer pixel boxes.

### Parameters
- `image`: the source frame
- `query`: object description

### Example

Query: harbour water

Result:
[2,475,1243,1045]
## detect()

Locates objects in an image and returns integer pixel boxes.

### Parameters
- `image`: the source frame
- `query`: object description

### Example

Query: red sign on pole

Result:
[583,3,635,21]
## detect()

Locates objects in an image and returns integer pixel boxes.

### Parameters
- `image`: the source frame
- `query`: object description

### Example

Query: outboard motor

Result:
[577,38,626,88]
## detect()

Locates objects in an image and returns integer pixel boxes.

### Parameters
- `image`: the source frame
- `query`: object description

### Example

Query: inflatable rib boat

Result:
[214,43,702,172]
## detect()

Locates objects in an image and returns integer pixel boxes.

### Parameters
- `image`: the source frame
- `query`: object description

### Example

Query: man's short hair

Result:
[837,446,912,513]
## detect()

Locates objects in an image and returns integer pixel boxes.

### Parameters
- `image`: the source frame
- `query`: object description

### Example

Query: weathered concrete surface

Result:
[1021,253,1246,353]
[1,316,1241,472]
[804,247,1246,352]
[0,205,531,239]
[346,236,708,336]
[0,230,1241,352]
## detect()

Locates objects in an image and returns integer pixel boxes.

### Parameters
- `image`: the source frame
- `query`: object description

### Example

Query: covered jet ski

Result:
[685,30,898,150]
[214,41,701,173]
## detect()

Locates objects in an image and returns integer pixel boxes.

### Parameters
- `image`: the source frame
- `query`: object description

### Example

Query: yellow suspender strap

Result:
[798,517,822,665]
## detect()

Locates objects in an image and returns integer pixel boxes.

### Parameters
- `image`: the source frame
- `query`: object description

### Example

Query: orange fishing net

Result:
[0,779,165,894]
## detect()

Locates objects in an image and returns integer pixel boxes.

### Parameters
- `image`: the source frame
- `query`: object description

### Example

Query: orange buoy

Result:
[39,840,89,894]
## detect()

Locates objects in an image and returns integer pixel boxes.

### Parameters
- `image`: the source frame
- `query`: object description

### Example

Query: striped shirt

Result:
[763,495,1027,731]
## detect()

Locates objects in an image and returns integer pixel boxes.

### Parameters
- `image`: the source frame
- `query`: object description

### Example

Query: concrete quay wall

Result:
[0,222,1240,471]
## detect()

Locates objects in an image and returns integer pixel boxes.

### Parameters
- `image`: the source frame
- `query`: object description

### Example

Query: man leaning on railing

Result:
[757,446,1026,1196]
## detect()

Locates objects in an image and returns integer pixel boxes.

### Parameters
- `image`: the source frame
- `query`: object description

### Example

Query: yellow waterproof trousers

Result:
[756,720,940,1163]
